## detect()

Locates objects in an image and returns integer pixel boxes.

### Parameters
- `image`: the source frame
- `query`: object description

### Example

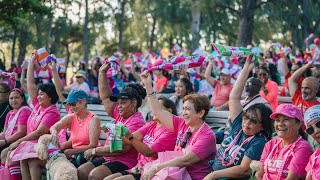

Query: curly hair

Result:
[123,83,147,108]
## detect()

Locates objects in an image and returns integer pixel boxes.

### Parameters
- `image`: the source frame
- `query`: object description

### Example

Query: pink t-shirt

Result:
[211,80,233,107]
[27,97,60,135]
[104,104,146,168]
[155,76,168,92]
[305,148,320,180]
[4,107,31,139]
[173,115,216,180]
[132,121,176,171]
[260,138,313,179]
[70,112,94,148]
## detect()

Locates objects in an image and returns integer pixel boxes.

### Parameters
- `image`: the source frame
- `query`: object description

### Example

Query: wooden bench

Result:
[205,111,229,131]
[278,96,292,104]
[58,103,230,143]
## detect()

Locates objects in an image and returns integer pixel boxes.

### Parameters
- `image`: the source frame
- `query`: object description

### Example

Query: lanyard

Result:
[220,130,255,166]
[264,136,302,180]
[175,123,205,152]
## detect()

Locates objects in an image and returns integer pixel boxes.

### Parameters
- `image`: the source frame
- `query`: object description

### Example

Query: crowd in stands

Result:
[0,38,319,180]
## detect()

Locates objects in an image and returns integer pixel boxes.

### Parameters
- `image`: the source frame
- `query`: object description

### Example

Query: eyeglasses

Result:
[246,82,258,86]
[242,114,261,125]
[68,102,77,107]
[306,121,320,135]
[180,132,192,148]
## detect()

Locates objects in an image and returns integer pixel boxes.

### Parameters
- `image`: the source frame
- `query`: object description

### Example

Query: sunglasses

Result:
[246,82,258,86]
[242,114,261,125]
[306,121,320,135]
[68,100,82,107]
[180,132,192,148]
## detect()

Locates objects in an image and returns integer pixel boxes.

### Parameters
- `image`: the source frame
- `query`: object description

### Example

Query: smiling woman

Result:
[77,62,147,180]
[139,70,216,180]
[255,104,313,180]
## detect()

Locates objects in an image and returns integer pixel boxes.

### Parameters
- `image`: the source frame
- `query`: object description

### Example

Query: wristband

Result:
[147,91,156,97]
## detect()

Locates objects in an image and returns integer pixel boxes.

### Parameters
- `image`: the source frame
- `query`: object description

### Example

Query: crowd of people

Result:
[0,38,319,180]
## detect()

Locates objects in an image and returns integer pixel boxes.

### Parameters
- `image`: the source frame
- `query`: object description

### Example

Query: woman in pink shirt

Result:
[8,53,60,180]
[255,104,313,180]
[140,70,216,180]
[0,88,31,179]
[304,105,320,180]
[77,62,146,180]
[104,96,177,180]
[50,90,100,167]
[257,65,278,111]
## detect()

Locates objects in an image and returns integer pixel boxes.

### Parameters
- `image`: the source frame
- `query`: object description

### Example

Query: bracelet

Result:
[99,72,107,75]
[128,136,134,141]
[147,91,156,97]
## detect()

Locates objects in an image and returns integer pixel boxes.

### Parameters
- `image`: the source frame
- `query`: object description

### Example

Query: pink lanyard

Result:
[264,136,302,180]
[220,130,255,166]
[309,149,320,180]
[175,123,205,152]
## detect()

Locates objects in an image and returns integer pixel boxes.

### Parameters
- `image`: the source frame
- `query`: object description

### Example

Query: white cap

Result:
[304,105,320,125]
[220,68,231,76]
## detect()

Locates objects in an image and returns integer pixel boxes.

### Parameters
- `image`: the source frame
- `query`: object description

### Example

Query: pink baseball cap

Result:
[270,104,303,122]
[314,38,320,45]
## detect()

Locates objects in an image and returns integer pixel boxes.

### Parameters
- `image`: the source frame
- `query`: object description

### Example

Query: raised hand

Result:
[99,62,111,74]
[48,59,57,70]
[140,70,152,87]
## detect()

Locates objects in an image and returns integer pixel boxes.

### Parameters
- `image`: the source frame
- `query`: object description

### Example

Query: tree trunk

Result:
[149,15,157,52]
[236,0,256,47]
[46,16,53,51]
[11,29,17,63]
[17,30,28,66]
[191,0,201,51]
[118,0,126,51]
[301,0,310,49]
[35,16,42,48]
[65,43,71,73]
[83,0,89,64]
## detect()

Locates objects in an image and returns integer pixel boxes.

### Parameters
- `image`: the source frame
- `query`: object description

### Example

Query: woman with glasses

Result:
[257,64,278,112]
[50,89,101,167]
[304,105,320,180]
[204,56,273,180]
[77,62,146,180]
[139,70,216,180]
[8,53,61,180]
[104,97,177,180]
[255,103,313,180]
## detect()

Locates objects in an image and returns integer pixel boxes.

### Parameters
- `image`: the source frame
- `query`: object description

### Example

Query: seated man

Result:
[289,60,320,112]
[241,77,271,111]
[65,70,90,95]
[205,60,233,111]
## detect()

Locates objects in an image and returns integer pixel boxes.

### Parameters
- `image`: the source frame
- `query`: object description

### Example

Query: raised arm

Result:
[229,56,254,121]
[130,61,141,83]
[98,63,116,117]
[26,53,38,100]
[48,60,66,102]
[204,58,217,87]
[288,61,313,97]
[280,57,289,76]
[120,57,130,78]
[140,70,174,130]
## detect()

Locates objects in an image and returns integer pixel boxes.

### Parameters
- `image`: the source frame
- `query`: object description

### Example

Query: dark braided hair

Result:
[123,83,146,108]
